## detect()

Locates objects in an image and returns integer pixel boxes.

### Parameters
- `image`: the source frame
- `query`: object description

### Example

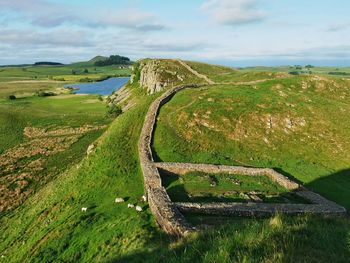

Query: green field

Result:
[239,65,350,78]
[0,62,131,83]
[0,91,113,212]
[1,59,349,262]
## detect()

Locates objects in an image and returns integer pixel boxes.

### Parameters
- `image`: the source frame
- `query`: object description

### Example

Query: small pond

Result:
[64,77,130,95]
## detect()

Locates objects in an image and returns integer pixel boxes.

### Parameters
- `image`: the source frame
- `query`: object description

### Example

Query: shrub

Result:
[289,71,300,75]
[8,95,16,100]
[37,91,56,97]
[107,104,122,117]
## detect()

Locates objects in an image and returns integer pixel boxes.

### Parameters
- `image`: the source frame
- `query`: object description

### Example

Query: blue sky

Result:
[0,0,349,66]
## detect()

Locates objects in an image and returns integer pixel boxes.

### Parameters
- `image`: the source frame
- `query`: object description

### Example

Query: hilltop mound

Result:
[88,55,108,64]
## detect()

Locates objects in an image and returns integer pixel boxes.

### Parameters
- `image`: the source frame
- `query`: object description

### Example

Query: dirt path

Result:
[176,60,215,85]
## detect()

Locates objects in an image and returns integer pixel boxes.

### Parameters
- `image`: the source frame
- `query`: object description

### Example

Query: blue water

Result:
[64,77,130,95]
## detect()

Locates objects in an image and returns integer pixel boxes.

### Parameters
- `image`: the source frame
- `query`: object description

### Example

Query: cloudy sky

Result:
[0,0,349,66]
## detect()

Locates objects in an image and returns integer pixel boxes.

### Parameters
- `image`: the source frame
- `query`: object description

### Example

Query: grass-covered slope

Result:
[0,83,163,262]
[153,75,350,209]
[0,92,112,211]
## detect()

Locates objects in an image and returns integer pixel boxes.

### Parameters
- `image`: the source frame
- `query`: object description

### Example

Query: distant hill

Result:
[88,56,108,64]
[68,55,131,68]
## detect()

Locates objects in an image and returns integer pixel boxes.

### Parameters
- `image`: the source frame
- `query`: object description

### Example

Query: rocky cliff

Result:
[138,59,190,94]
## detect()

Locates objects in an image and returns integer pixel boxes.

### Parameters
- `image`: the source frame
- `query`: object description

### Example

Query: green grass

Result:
[0,90,114,212]
[1,81,349,263]
[161,171,296,203]
[1,60,350,262]
[153,76,350,210]
[0,94,110,153]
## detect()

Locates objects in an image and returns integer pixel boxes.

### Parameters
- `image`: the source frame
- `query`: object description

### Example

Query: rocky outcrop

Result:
[139,60,168,94]
[138,59,191,94]
[108,85,135,111]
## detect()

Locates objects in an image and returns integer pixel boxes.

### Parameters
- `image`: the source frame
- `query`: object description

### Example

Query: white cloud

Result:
[0,0,166,31]
[201,0,266,25]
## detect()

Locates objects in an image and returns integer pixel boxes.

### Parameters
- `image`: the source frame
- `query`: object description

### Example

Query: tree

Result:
[8,95,16,100]
[83,69,89,73]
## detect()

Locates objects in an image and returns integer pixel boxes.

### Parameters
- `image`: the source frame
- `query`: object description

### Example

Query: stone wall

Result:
[155,162,300,190]
[138,84,200,236]
[156,162,346,217]
[175,202,346,217]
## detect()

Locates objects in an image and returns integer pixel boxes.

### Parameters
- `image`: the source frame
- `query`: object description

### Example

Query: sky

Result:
[0,0,349,66]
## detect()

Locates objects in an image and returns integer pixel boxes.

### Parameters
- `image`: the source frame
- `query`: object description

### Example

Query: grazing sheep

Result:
[135,206,143,212]
[141,195,147,202]
[115,198,125,203]
[127,204,135,208]
[81,207,88,212]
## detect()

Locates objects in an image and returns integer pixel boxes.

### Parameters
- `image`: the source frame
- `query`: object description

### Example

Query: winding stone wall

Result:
[139,84,200,236]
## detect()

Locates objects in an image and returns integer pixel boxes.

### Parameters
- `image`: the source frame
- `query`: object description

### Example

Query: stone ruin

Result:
[138,81,347,237]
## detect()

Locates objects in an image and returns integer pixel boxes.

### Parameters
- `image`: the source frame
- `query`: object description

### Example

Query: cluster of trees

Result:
[328,71,350,76]
[95,55,131,66]
[34,62,63,66]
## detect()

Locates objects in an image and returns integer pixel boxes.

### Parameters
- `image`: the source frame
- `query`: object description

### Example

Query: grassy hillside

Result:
[153,75,350,209]
[1,59,349,262]
[0,91,113,212]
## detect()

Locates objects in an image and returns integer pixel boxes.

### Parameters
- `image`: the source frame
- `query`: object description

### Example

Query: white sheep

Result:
[135,206,143,212]
[141,195,147,202]
[127,204,135,208]
[81,207,88,212]
[115,197,125,203]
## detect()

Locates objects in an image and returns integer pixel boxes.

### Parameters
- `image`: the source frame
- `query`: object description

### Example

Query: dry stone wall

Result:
[155,162,300,190]
[139,84,200,236]
[175,202,345,217]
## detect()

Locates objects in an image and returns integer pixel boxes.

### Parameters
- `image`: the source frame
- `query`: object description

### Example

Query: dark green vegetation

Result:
[34,62,64,66]
[1,59,349,262]
[161,171,309,204]
[94,55,132,67]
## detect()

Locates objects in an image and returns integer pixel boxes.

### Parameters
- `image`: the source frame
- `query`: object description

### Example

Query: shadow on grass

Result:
[106,214,350,263]
[305,168,350,211]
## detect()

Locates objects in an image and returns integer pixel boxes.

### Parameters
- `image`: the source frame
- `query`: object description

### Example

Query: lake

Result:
[64,77,130,95]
